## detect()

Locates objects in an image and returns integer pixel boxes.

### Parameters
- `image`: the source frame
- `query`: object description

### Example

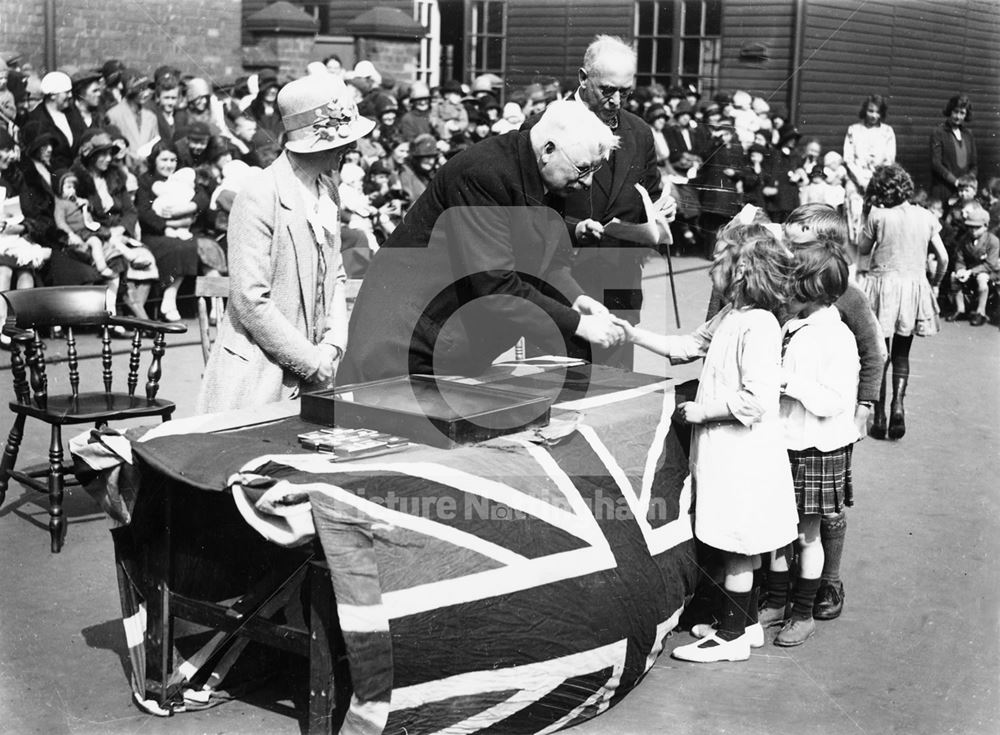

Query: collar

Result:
[783,304,839,336]
[573,89,619,131]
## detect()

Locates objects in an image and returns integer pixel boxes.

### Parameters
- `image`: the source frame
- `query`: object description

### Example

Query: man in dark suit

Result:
[561,35,671,370]
[339,100,625,385]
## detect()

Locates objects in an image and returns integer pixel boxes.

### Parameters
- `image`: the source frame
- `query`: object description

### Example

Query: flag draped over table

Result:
[224,382,696,734]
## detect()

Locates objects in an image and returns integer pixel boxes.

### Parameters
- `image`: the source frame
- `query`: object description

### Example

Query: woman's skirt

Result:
[143,234,200,287]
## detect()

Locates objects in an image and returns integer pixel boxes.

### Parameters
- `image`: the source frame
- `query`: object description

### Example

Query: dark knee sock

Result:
[718,590,752,641]
[764,569,790,609]
[820,513,847,585]
[748,566,766,624]
[791,577,822,620]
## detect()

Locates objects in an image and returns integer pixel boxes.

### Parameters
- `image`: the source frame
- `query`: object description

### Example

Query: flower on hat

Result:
[312,99,357,144]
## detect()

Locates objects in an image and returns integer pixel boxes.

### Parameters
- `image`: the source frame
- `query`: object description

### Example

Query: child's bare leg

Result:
[160,277,183,321]
[89,237,113,276]
[125,281,151,320]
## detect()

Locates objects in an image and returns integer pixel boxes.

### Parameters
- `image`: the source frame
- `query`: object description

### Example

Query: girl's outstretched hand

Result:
[674,401,707,425]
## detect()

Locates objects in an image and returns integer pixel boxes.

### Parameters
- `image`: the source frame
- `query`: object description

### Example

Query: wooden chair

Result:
[0,286,187,552]
[194,275,229,365]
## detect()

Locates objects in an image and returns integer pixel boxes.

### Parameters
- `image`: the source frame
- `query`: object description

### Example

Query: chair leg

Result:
[0,414,27,507]
[48,425,66,553]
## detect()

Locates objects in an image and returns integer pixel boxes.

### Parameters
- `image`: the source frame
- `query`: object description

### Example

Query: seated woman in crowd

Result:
[135,140,225,322]
[71,129,154,323]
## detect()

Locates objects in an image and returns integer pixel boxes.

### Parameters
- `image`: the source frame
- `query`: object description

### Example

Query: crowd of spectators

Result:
[0,49,995,341]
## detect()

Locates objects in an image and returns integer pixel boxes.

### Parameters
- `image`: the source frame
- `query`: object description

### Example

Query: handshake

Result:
[572,295,636,348]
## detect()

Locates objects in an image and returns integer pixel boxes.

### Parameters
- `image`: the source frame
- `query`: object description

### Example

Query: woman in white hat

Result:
[196,75,374,413]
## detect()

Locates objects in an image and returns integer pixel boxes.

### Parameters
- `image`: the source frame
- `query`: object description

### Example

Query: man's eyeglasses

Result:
[555,146,603,179]
[597,84,633,100]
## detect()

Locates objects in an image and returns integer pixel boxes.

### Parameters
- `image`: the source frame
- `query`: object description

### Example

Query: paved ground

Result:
[0,254,997,735]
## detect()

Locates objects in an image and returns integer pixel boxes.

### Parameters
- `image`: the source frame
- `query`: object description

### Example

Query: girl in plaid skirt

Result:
[761,242,860,647]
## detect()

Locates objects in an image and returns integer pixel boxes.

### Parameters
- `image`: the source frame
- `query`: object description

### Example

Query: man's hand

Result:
[572,294,610,316]
[575,218,604,244]
[674,401,707,425]
[575,312,626,348]
[653,192,677,224]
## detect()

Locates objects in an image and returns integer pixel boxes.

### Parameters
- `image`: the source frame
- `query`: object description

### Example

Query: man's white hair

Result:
[583,35,637,75]
[531,99,620,159]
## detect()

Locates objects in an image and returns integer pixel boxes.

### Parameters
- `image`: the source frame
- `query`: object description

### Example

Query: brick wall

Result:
[0,0,242,82]
[357,38,419,83]
[247,35,317,80]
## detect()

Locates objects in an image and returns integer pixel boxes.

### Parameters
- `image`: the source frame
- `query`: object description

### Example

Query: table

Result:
[113,364,698,734]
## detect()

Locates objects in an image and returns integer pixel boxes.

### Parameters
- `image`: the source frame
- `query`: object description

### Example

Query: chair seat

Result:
[9,392,176,425]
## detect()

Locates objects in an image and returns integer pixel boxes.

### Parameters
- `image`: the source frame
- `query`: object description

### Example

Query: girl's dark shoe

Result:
[969,313,986,327]
[887,375,907,440]
[888,407,906,439]
[868,406,887,439]
[813,581,844,620]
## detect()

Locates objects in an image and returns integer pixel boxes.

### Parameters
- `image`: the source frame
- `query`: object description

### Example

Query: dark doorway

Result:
[438,0,465,83]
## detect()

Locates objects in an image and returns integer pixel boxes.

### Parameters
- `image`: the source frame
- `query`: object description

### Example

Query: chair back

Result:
[1,285,186,407]
[194,275,229,365]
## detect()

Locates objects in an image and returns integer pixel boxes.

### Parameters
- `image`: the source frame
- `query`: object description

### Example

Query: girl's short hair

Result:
[866,163,914,208]
[943,94,972,121]
[712,224,791,313]
[789,241,849,307]
[785,203,848,249]
[858,94,888,121]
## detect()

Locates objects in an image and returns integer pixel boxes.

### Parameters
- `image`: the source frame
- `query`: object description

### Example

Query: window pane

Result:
[488,1,504,34]
[705,0,722,35]
[636,0,654,33]
[655,38,673,75]
[683,0,702,36]
[637,36,653,74]
[487,36,503,70]
[682,39,699,74]
[657,0,674,35]
[474,39,485,71]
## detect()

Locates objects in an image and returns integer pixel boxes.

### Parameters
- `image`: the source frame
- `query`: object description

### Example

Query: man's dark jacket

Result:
[339,130,585,384]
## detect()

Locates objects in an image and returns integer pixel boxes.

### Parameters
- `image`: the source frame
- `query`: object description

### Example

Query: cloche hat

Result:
[277,75,375,154]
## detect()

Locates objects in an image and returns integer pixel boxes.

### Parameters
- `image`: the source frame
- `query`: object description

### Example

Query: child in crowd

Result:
[800,151,847,209]
[621,221,799,663]
[52,169,122,277]
[760,242,860,646]
[947,203,999,326]
[151,167,197,240]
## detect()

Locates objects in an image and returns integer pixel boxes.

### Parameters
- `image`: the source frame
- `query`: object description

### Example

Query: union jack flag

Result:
[226,380,697,734]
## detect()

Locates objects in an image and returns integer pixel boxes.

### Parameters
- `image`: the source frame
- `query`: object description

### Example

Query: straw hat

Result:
[278,75,375,154]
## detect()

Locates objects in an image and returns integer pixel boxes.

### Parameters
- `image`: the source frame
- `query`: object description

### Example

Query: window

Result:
[634,0,722,99]
[301,3,331,35]
[469,0,506,81]
[414,0,441,88]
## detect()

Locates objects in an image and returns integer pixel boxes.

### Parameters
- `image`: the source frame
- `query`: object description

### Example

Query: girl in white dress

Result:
[620,222,799,663]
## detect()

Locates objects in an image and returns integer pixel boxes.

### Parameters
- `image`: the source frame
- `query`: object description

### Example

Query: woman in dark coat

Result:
[696,119,748,257]
[71,129,158,323]
[929,94,977,203]
[135,140,224,321]
[19,123,105,289]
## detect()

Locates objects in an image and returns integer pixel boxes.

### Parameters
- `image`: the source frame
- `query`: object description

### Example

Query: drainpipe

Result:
[44,0,57,71]
[789,0,807,125]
